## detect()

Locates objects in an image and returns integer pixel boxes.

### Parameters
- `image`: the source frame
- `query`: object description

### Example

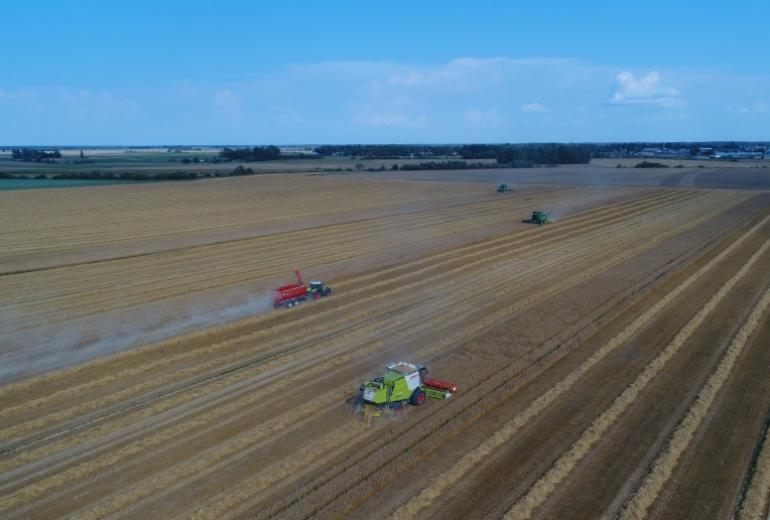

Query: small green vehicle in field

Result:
[497,183,511,192]
[359,362,456,407]
[523,210,550,225]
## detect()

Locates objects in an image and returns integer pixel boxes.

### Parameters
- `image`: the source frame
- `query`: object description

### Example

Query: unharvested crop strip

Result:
[393,215,770,519]
[619,284,770,520]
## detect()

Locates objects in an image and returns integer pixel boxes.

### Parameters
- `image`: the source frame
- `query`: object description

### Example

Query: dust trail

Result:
[620,285,770,520]
[0,288,273,384]
[507,240,770,520]
[738,420,770,520]
[392,215,770,520]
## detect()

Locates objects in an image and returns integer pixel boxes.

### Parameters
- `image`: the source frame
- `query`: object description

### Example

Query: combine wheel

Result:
[410,388,425,406]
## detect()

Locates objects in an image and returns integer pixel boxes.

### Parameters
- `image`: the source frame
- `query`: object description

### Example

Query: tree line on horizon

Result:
[314,143,592,165]
[220,146,281,161]
[10,148,62,162]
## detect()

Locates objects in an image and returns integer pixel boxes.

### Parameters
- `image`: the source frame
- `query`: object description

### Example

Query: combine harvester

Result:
[523,210,550,226]
[497,183,511,192]
[359,362,457,407]
[272,270,332,308]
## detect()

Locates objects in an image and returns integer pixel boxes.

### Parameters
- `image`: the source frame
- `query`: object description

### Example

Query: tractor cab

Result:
[361,362,424,406]
[307,280,332,299]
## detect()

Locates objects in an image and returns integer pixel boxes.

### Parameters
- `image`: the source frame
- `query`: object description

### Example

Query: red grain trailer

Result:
[272,270,308,308]
[272,270,332,308]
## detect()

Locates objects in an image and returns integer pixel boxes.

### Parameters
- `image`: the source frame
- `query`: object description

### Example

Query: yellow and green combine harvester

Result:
[359,362,457,407]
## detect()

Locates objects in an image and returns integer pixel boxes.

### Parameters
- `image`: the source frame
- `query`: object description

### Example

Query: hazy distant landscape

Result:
[0,142,766,189]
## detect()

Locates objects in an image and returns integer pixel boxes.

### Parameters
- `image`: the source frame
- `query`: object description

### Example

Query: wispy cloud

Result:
[729,99,767,115]
[610,71,679,107]
[212,89,242,110]
[521,101,548,113]
[464,109,502,125]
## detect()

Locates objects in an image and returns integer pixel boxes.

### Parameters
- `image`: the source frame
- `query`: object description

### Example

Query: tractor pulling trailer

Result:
[360,362,457,407]
[272,270,332,308]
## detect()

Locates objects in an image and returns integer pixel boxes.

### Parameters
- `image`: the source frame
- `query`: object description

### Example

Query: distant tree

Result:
[220,146,281,161]
[11,147,61,162]
[635,161,669,168]
[79,149,85,159]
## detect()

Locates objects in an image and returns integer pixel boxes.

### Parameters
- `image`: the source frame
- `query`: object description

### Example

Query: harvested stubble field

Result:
[1,168,770,519]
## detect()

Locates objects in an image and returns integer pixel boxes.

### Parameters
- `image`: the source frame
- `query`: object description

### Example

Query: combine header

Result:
[523,210,549,226]
[272,270,332,308]
[360,362,457,407]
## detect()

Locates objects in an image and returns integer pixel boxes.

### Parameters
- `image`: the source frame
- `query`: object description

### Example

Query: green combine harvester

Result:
[497,183,511,192]
[359,362,457,407]
[523,210,549,225]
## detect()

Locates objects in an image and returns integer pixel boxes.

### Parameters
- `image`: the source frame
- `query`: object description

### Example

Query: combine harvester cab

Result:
[272,270,332,308]
[360,362,457,407]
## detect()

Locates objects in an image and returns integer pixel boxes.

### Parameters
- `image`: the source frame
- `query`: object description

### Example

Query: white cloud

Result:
[521,101,547,113]
[387,72,427,87]
[271,105,303,124]
[56,89,138,120]
[730,100,767,114]
[376,57,575,93]
[352,106,427,127]
[212,89,242,110]
[610,71,679,107]
[465,109,502,125]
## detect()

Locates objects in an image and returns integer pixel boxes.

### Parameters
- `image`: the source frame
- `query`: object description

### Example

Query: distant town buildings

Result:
[635,146,765,160]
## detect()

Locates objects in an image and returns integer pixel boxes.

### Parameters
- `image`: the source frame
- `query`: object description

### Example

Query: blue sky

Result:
[1,0,768,145]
